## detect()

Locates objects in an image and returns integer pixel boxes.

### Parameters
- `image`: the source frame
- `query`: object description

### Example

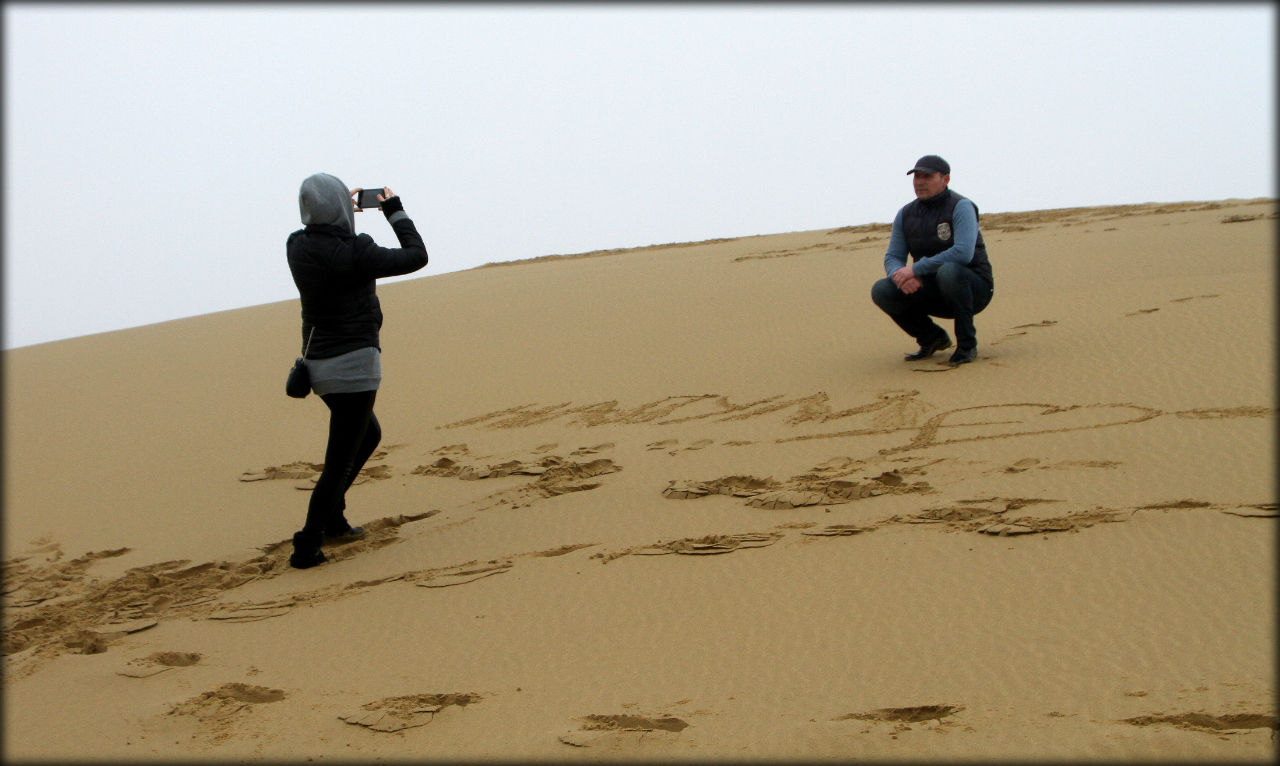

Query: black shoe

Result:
[324,525,366,543]
[289,547,327,569]
[904,333,952,361]
[947,347,976,366]
[289,531,327,569]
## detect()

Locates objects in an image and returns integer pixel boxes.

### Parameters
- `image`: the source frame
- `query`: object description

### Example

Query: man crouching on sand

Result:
[871,155,994,366]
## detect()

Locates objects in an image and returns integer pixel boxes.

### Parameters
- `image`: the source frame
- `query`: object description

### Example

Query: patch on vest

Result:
[936,222,952,241]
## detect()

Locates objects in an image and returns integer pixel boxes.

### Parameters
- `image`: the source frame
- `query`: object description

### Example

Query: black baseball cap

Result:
[907,155,950,175]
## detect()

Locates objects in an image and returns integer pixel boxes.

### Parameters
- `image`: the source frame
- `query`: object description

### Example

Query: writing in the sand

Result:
[438,391,1203,453]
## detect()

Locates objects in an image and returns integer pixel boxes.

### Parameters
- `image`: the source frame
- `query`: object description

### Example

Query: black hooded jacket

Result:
[286,174,428,359]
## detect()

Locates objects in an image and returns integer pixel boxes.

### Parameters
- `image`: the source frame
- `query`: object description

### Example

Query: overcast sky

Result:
[4,3,1274,349]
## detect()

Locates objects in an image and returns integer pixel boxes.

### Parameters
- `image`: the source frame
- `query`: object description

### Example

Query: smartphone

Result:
[356,188,383,209]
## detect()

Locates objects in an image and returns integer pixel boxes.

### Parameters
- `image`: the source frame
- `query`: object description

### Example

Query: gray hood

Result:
[298,172,354,234]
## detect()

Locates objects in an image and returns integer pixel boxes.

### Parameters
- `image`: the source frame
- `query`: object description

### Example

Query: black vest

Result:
[902,188,993,288]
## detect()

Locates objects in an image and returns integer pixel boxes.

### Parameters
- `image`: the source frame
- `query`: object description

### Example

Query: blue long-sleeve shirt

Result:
[883,198,979,278]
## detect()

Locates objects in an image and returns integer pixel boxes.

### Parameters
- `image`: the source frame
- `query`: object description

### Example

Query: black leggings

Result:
[300,390,381,544]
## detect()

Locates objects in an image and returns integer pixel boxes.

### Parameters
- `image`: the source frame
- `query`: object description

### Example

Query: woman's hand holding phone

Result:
[352,187,396,211]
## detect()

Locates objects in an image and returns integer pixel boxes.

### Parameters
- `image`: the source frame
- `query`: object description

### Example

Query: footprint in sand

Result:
[834,704,964,734]
[662,475,779,500]
[835,704,963,724]
[1119,711,1278,734]
[167,682,285,740]
[746,490,829,509]
[118,650,202,678]
[339,693,483,733]
[975,504,1122,536]
[2,545,132,607]
[4,514,439,679]
[559,713,690,748]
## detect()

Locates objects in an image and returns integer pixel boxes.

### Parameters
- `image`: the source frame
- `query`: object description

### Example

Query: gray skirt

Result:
[306,346,381,395]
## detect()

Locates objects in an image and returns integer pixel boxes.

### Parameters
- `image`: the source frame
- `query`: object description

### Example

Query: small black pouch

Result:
[286,327,315,399]
[286,357,310,398]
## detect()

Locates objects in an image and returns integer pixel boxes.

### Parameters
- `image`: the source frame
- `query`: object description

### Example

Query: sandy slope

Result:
[3,198,1276,762]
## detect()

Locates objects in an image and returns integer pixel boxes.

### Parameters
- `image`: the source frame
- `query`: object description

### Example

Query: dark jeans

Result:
[298,390,381,547]
[871,262,993,350]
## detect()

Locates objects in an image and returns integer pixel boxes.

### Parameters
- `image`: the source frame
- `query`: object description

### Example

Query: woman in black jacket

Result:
[286,172,428,568]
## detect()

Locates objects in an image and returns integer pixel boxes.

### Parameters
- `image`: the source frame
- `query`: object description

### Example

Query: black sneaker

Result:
[289,547,327,569]
[905,332,953,361]
[289,531,327,569]
[947,347,976,366]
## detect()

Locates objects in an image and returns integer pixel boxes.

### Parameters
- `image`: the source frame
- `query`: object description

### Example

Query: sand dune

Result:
[3,198,1276,761]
